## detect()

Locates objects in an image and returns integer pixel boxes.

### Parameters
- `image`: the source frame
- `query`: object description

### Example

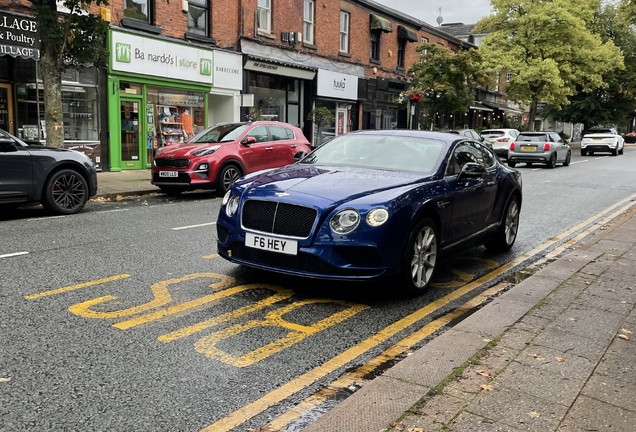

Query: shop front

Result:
[209,50,243,126]
[314,69,359,147]
[362,77,409,131]
[108,29,213,171]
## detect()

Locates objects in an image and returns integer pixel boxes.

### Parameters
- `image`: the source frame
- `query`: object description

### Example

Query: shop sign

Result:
[111,30,213,85]
[0,12,40,60]
[244,59,316,80]
[213,51,243,90]
[317,69,358,101]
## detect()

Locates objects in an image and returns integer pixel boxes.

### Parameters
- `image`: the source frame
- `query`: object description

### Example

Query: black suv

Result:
[0,129,98,214]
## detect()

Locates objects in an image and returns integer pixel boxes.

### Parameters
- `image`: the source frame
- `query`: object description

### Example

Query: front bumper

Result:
[151,168,216,189]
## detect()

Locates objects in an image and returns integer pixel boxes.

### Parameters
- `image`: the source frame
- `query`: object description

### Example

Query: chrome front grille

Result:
[241,200,317,238]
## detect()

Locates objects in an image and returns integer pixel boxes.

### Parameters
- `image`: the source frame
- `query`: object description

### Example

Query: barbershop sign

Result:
[0,12,40,60]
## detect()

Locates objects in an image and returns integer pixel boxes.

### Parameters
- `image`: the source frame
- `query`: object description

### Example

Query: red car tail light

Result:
[543,143,551,151]
[510,142,515,151]
[497,138,509,142]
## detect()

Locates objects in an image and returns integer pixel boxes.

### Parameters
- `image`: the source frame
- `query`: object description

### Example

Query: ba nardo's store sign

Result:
[111,30,213,85]
[0,12,40,60]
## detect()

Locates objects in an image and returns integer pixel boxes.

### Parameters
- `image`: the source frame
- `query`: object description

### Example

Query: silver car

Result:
[508,131,571,168]
[480,128,520,159]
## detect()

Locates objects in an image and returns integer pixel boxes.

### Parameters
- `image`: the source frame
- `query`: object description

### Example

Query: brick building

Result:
[0,0,471,171]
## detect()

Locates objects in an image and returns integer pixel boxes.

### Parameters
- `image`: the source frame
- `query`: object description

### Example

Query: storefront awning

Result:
[244,56,316,80]
[370,14,393,33]
[469,103,494,112]
[482,101,523,115]
[398,26,418,42]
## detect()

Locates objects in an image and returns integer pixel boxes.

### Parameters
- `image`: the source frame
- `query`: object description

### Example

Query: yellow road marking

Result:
[194,300,369,367]
[144,285,293,337]
[267,282,510,430]
[110,273,236,327]
[201,194,636,432]
[203,253,219,259]
[70,273,233,320]
[24,274,130,300]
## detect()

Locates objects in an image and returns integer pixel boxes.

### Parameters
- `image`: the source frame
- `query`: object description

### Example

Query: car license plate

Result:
[245,232,298,255]
[592,138,603,141]
[520,145,537,151]
[159,171,178,177]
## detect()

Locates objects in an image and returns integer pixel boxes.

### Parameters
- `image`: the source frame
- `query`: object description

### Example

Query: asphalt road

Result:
[1,147,636,431]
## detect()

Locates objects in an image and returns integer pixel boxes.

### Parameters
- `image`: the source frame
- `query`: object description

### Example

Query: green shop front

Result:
[107,29,212,171]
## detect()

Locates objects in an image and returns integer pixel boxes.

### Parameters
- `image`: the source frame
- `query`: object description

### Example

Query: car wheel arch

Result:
[216,159,245,180]
[39,162,91,200]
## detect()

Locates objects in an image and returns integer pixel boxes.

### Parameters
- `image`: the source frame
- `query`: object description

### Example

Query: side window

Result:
[447,142,481,176]
[474,142,494,167]
[269,126,289,141]
[285,128,295,139]
[551,133,562,143]
[246,126,269,143]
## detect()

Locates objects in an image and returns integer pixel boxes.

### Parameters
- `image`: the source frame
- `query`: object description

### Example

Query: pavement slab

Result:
[447,411,523,432]
[497,327,536,351]
[571,291,634,315]
[558,395,636,432]
[581,372,636,412]
[452,298,533,338]
[499,275,561,305]
[515,345,596,381]
[531,326,609,363]
[550,304,627,343]
[402,392,468,431]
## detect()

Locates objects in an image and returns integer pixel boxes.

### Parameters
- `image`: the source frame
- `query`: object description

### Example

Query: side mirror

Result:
[459,162,486,178]
[293,151,307,162]
[0,138,17,152]
[241,136,257,145]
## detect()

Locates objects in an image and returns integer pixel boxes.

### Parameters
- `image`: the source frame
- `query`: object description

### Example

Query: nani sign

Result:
[110,30,213,85]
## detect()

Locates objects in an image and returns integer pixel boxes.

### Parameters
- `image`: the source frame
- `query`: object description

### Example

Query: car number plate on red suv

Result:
[245,232,298,255]
[159,171,178,177]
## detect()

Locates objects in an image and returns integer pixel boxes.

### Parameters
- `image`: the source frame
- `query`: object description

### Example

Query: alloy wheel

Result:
[504,199,520,246]
[52,173,86,211]
[410,225,438,288]
[222,167,241,191]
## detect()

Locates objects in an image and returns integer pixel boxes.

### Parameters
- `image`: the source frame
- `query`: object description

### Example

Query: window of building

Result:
[124,0,152,22]
[371,30,380,61]
[304,0,314,44]
[397,38,406,68]
[257,0,271,33]
[506,71,513,82]
[187,0,209,36]
[340,11,350,53]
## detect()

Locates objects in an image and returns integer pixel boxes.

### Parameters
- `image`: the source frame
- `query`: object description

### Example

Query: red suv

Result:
[151,121,312,195]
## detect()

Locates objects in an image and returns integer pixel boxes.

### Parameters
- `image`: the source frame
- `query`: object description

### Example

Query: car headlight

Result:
[192,145,220,157]
[225,195,239,217]
[222,190,231,205]
[366,208,389,227]
[330,209,360,234]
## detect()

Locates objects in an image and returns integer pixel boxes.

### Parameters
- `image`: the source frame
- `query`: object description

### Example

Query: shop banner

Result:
[244,59,316,80]
[213,51,242,90]
[0,12,40,60]
[317,69,358,101]
[111,30,213,85]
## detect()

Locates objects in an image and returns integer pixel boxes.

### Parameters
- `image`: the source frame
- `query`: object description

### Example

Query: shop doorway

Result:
[0,84,15,135]
[119,97,144,169]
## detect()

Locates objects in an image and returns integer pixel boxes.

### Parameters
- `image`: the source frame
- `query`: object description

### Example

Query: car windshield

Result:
[189,124,249,144]
[481,130,505,138]
[518,133,548,142]
[299,134,446,174]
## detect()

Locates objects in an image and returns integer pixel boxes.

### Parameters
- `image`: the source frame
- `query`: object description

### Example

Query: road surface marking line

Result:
[571,160,588,164]
[99,209,130,213]
[0,251,29,259]
[201,193,636,432]
[24,274,130,300]
[267,283,509,430]
[172,222,217,230]
[27,216,65,221]
[203,254,219,259]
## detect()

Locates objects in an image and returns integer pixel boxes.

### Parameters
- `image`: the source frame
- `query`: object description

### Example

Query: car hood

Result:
[158,142,229,157]
[239,164,426,203]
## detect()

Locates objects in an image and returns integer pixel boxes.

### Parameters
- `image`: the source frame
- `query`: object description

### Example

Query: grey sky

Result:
[372,0,493,28]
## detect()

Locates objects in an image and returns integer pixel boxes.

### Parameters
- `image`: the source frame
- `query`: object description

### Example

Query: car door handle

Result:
[265,147,274,151]
[290,145,297,148]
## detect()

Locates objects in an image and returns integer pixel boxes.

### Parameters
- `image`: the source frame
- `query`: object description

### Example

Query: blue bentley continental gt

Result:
[216,130,522,295]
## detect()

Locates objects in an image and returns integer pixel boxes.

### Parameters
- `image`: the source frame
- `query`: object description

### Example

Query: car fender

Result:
[33,159,96,201]
[216,158,246,180]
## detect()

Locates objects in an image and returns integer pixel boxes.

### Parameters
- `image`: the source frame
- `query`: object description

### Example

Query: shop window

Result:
[340,11,350,53]
[188,0,209,36]
[371,30,380,61]
[249,72,287,122]
[124,0,152,22]
[146,87,206,148]
[397,39,406,68]
[62,87,99,141]
[257,0,272,33]
[304,0,314,44]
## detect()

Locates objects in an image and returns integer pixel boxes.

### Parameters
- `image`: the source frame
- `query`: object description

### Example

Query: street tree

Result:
[29,0,109,147]
[542,4,636,128]
[408,43,489,131]
[474,0,623,130]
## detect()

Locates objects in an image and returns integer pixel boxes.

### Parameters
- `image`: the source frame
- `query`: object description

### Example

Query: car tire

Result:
[508,160,517,168]
[400,218,439,296]
[581,149,587,156]
[547,153,556,168]
[563,151,571,166]
[160,187,182,197]
[619,146,624,155]
[41,169,88,215]
[612,148,618,156]
[218,164,243,195]
[485,195,520,253]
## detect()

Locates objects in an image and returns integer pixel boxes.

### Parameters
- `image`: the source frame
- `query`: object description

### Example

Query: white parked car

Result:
[480,128,520,159]
[580,127,624,156]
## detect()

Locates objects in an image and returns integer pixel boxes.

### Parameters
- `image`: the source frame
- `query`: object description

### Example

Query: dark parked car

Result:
[216,130,522,296]
[152,121,312,195]
[0,129,98,214]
